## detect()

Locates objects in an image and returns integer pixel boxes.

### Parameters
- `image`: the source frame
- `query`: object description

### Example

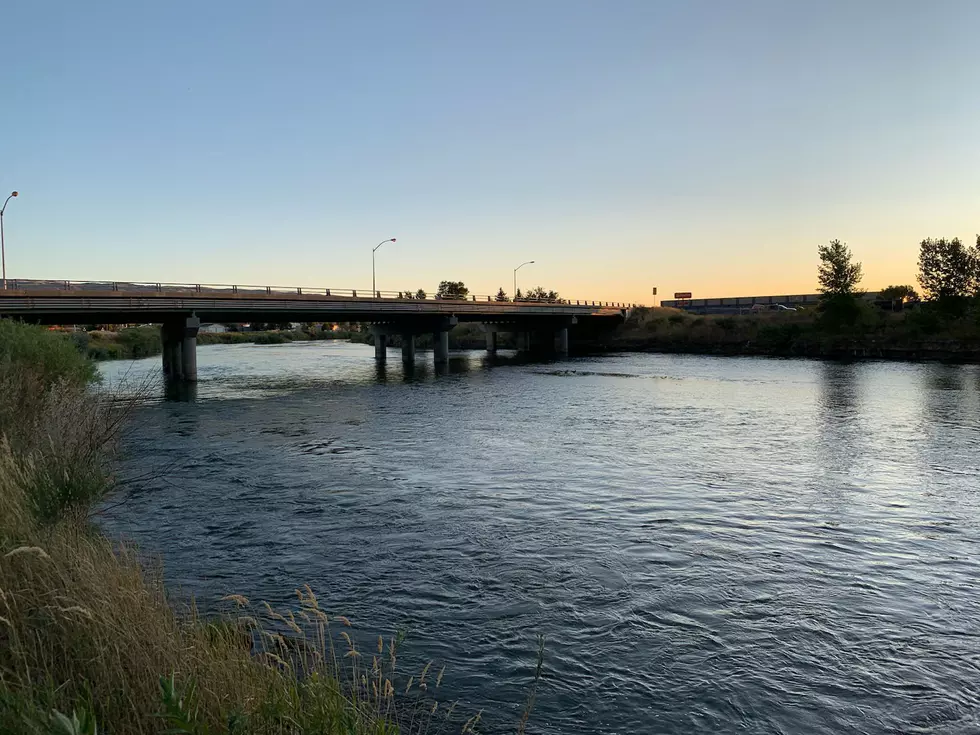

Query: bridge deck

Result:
[0,280,630,324]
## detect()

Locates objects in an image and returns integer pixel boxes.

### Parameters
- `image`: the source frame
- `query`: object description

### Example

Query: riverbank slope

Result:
[608,306,980,361]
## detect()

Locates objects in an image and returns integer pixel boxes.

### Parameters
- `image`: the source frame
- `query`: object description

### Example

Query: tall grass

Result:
[0,320,503,734]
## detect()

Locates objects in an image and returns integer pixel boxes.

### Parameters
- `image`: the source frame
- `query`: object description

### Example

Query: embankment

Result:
[608,306,980,361]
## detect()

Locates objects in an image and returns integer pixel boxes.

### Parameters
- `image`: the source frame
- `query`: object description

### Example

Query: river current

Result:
[98,342,980,734]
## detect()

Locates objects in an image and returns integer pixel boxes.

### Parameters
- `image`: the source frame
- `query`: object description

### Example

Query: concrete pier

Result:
[433,330,450,364]
[371,326,387,363]
[556,326,569,355]
[485,330,497,354]
[401,332,416,363]
[161,315,200,381]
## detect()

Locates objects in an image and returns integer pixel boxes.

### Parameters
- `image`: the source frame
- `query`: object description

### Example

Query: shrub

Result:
[0,320,98,387]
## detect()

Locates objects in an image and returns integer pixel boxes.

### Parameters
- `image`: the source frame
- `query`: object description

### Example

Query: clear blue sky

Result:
[3,0,979,302]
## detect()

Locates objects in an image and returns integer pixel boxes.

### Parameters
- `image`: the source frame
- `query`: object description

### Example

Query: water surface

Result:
[99,342,980,734]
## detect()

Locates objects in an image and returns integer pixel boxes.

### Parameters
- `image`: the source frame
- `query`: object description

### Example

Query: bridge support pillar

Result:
[433,330,449,364]
[370,326,387,363]
[181,316,201,381]
[485,330,497,354]
[401,333,416,363]
[556,327,569,356]
[161,325,182,379]
[516,331,532,353]
[161,315,200,381]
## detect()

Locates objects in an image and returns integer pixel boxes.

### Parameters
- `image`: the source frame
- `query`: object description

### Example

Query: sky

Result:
[2,0,980,304]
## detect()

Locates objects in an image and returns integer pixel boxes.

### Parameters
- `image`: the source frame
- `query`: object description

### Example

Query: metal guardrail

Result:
[0,279,639,309]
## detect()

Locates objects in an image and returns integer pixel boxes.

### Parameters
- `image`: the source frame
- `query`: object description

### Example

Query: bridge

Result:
[0,279,634,381]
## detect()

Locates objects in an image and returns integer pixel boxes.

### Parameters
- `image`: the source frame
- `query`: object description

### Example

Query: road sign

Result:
[652,287,657,296]
[674,292,692,299]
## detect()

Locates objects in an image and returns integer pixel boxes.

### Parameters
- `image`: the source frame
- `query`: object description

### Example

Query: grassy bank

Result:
[610,305,980,360]
[76,327,357,361]
[0,320,494,734]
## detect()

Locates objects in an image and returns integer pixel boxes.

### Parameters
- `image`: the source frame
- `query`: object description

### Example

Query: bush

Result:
[115,326,162,358]
[0,320,98,387]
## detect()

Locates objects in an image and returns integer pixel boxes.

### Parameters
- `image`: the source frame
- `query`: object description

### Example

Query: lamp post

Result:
[513,260,534,300]
[1,191,19,289]
[372,238,397,296]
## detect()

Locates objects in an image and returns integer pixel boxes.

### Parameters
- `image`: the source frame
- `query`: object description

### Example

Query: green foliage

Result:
[818,293,862,329]
[158,675,208,735]
[251,332,289,345]
[817,239,863,296]
[50,708,100,735]
[115,327,162,358]
[494,287,509,302]
[415,288,427,300]
[0,320,98,387]
[436,281,469,300]
[917,237,978,302]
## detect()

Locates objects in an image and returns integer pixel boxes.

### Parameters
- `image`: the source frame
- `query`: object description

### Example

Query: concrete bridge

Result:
[0,279,633,381]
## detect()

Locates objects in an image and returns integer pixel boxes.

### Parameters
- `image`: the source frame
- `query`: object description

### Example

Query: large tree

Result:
[917,237,977,301]
[436,281,469,300]
[817,240,863,296]
[494,287,509,302]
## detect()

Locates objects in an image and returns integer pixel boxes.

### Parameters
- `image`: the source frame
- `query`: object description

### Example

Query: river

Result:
[98,341,980,734]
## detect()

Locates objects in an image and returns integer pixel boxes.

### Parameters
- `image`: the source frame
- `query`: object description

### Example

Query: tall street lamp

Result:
[1,191,19,289]
[372,238,397,296]
[514,260,534,299]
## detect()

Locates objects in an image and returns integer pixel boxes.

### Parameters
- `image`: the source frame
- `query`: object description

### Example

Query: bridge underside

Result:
[0,291,627,382]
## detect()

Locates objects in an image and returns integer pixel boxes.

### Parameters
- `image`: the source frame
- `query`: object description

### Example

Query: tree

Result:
[877,284,919,311]
[494,287,509,302]
[415,288,427,300]
[817,239,863,296]
[514,288,523,301]
[917,237,977,301]
[521,286,560,302]
[436,281,469,300]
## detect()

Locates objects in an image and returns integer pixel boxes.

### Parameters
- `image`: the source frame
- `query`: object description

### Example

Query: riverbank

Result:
[608,306,980,361]
[83,323,518,360]
[0,320,487,733]
[75,326,357,361]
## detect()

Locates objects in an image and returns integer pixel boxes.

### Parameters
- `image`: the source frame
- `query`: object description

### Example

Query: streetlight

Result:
[372,238,397,296]
[1,191,19,289]
[514,260,534,300]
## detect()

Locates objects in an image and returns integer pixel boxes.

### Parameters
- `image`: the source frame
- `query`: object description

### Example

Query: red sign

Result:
[674,292,692,299]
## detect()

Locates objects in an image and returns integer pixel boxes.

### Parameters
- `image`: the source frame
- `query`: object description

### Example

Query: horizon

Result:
[3,0,979,305]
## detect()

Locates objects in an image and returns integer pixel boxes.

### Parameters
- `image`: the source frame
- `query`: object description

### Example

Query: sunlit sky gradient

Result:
[3,1,980,304]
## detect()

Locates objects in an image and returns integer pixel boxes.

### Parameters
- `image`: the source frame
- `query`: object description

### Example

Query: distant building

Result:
[200,323,228,334]
[661,292,880,315]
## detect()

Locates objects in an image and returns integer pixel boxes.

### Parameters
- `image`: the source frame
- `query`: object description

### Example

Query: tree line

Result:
[817,235,980,315]
[399,281,563,302]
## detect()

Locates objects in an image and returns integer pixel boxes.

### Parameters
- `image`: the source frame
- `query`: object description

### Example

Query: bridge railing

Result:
[1,279,639,309]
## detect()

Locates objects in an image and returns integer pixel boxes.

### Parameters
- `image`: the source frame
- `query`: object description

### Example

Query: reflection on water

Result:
[98,344,980,734]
